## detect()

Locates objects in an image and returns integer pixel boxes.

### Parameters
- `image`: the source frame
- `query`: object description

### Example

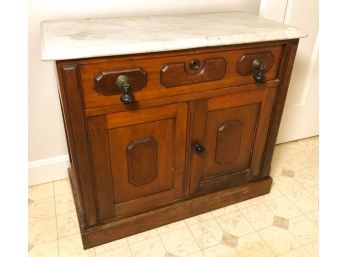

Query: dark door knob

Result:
[189,59,200,70]
[116,75,136,104]
[252,59,266,84]
[194,143,205,155]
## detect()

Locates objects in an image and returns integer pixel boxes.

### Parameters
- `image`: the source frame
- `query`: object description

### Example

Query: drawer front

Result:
[79,43,283,110]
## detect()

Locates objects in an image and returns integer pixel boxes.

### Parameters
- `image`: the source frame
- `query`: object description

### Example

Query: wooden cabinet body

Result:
[56,40,299,248]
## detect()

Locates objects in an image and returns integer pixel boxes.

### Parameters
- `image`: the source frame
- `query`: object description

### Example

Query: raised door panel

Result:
[126,136,157,187]
[109,119,175,204]
[215,120,243,164]
[189,88,276,194]
[87,103,188,221]
[203,103,259,176]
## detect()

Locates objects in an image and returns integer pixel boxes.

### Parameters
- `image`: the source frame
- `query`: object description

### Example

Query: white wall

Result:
[28,0,261,185]
[260,0,319,143]
[277,0,319,142]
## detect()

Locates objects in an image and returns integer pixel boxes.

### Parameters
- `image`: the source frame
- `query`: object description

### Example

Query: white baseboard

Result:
[29,155,70,186]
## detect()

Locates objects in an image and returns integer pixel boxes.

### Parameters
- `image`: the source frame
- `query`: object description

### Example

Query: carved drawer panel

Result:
[94,68,147,95]
[78,43,283,111]
[160,57,227,87]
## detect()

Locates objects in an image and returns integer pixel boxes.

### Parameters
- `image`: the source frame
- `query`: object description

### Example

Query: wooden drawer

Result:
[79,43,284,110]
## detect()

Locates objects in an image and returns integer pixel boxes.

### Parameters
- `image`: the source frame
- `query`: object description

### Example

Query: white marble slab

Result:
[41,12,306,61]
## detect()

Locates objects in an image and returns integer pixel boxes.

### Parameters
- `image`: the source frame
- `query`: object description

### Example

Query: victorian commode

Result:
[41,12,306,248]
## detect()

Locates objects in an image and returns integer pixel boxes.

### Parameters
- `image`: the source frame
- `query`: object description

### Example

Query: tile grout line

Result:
[304,211,319,228]
[157,222,187,236]
[286,215,318,249]
[54,191,75,198]
[255,192,306,253]
[28,183,55,201]
[124,232,135,257]
[302,241,317,257]
[211,205,241,219]
[254,231,279,257]
[28,195,55,201]
[51,182,93,256]
[157,226,171,257]
[256,180,314,256]
[255,222,303,257]
[126,229,159,248]
[275,144,318,165]
[185,217,209,254]
[304,185,319,200]
[125,242,134,257]
[201,242,243,257]
[273,173,308,195]
[28,218,60,245]
[211,209,251,257]
[272,143,308,160]
[239,202,272,231]
[29,178,69,190]
[52,182,61,257]
[261,189,304,222]
[271,159,319,250]
[28,183,59,252]
[285,189,318,215]
[281,187,310,217]
[234,204,279,256]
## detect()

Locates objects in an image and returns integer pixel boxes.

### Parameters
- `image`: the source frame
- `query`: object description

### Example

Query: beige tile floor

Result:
[29,136,319,257]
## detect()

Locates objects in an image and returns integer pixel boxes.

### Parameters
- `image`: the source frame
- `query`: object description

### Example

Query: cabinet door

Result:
[87,103,188,221]
[189,88,276,194]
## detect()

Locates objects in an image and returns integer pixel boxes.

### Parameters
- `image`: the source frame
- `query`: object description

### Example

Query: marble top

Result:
[41,12,306,61]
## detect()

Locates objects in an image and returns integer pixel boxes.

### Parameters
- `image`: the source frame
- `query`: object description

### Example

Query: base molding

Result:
[28,155,70,186]
[72,174,272,249]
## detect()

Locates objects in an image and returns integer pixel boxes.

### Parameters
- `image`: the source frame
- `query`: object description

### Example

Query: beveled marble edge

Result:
[41,12,307,61]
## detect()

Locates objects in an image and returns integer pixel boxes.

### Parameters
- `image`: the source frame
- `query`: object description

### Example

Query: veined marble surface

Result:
[41,12,306,61]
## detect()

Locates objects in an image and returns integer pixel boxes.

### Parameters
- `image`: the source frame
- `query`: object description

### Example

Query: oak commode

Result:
[41,12,306,249]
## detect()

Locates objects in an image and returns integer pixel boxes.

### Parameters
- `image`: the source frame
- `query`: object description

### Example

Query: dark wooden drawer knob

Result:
[116,75,136,104]
[194,143,205,155]
[189,59,200,70]
[236,51,274,84]
[252,59,266,84]
[94,67,147,96]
